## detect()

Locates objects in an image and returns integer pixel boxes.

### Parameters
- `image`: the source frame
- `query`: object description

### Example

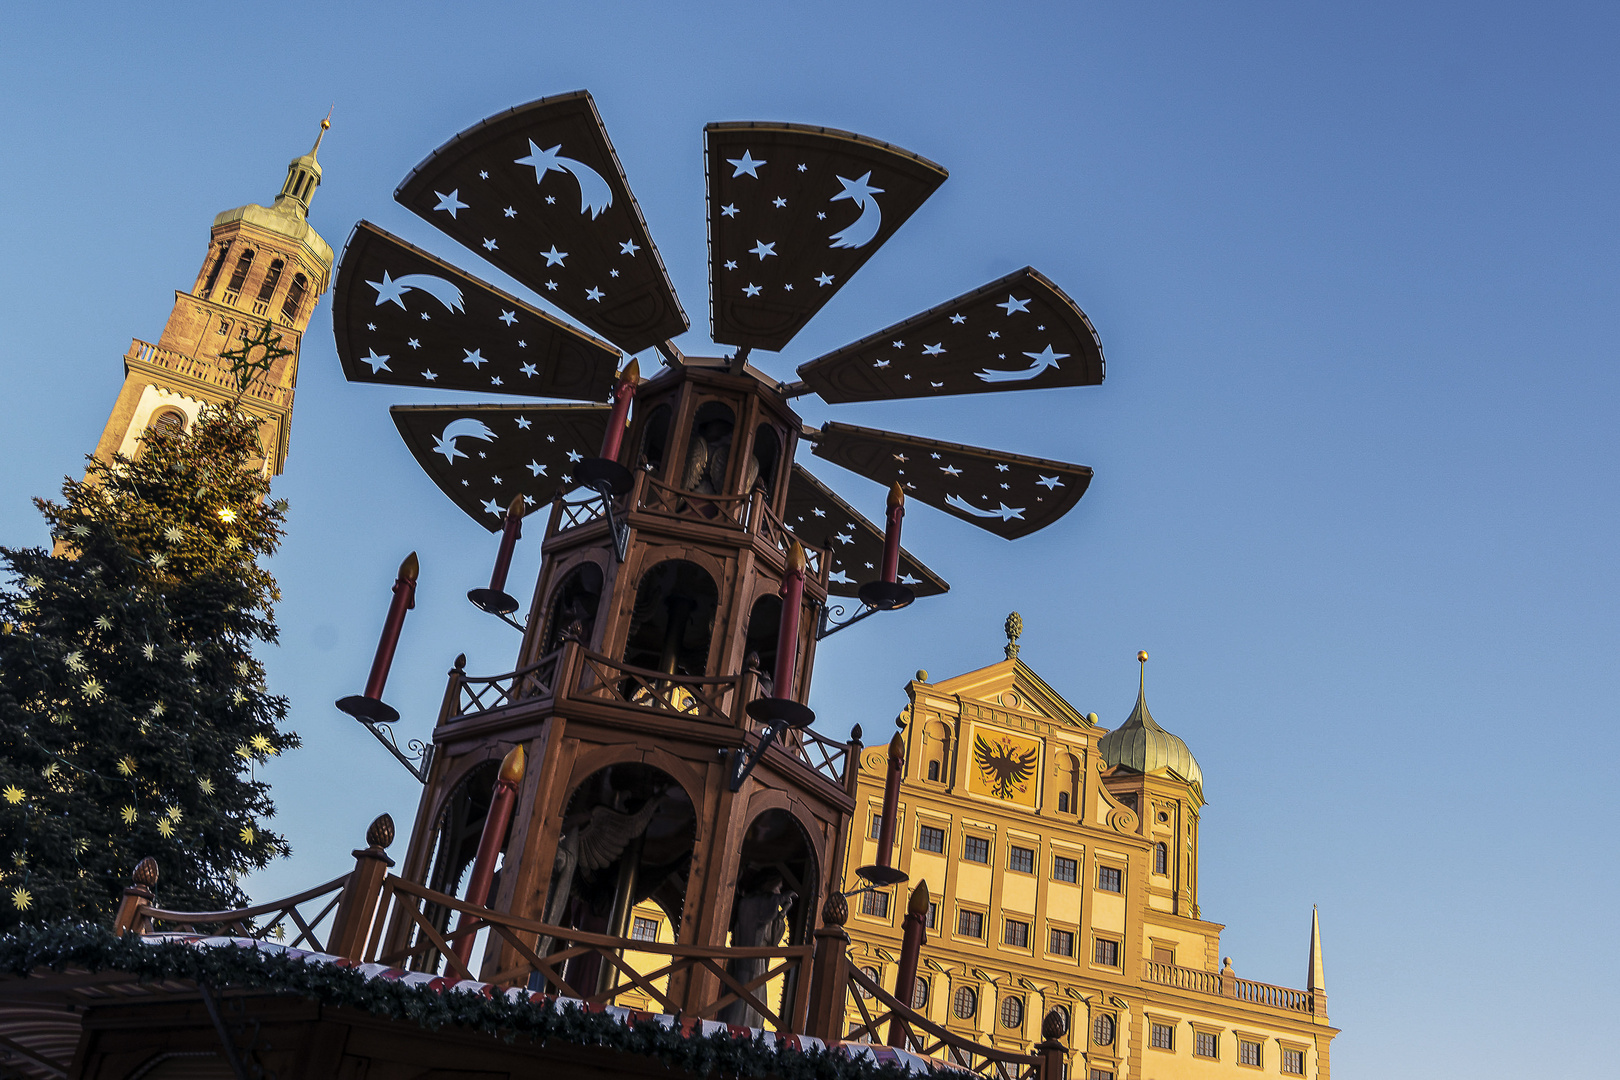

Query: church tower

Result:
[91,119,335,475]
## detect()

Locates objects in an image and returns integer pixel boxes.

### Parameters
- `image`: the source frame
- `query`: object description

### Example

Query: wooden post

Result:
[886,880,929,1048]
[804,890,851,1042]
[326,814,396,960]
[111,857,158,937]
[1035,1007,1069,1080]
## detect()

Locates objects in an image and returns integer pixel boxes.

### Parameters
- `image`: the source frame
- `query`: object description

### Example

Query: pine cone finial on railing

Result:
[1042,1006,1068,1041]
[366,813,396,850]
[132,856,159,888]
[822,889,849,927]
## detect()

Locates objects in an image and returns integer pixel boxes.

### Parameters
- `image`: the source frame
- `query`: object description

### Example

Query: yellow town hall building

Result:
[839,619,1337,1079]
[90,121,334,473]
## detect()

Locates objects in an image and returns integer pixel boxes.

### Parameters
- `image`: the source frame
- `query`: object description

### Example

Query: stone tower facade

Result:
[91,121,335,475]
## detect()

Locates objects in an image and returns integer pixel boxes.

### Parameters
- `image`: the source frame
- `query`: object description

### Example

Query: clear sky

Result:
[2,3,1616,1075]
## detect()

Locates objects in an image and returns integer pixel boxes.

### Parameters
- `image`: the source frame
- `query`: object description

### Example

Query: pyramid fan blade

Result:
[795,268,1104,403]
[811,422,1092,540]
[706,122,947,352]
[395,90,688,355]
[785,466,948,599]
[333,223,621,400]
[392,404,609,530]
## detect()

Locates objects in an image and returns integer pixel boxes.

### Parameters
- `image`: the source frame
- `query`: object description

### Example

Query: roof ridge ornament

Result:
[1004,611,1022,659]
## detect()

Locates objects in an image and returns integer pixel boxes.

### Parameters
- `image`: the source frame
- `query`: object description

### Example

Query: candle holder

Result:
[857,579,915,610]
[576,456,634,495]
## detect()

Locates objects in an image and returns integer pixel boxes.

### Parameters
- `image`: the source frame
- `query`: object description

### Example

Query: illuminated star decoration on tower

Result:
[219,320,294,395]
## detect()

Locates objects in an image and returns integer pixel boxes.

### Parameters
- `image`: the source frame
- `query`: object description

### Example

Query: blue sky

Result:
[2,3,1616,1075]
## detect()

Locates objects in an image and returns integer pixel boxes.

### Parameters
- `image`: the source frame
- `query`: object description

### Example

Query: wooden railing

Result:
[637,475,751,528]
[547,490,612,537]
[1141,959,1317,1014]
[136,874,349,951]
[451,649,561,719]
[569,645,744,723]
[844,964,1042,1080]
[753,500,827,582]
[372,875,811,1031]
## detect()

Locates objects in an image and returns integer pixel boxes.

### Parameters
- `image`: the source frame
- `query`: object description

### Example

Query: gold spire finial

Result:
[1004,612,1022,660]
[311,107,333,159]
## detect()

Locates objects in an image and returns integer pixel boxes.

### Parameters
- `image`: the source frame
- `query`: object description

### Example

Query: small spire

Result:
[310,109,333,160]
[1307,906,1325,993]
[1004,612,1023,659]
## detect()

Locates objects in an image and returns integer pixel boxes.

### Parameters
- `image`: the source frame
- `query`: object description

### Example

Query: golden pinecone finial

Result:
[1004,612,1023,660]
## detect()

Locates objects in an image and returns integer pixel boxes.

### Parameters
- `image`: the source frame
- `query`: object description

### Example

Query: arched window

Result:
[281,273,308,323]
[927,760,940,782]
[1000,995,1024,1029]
[638,403,671,474]
[912,976,929,1010]
[256,258,285,302]
[953,986,977,1019]
[541,563,604,654]
[623,559,720,675]
[747,423,780,501]
[743,593,783,695]
[1154,842,1168,875]
[1057,791,1070,813]
[1093,1014,1116,1046]
[200,243,229,296]
[147,410,186,441]
[923,720,950,786]
[226,249,255,294]
[681,401,736,495]
[1055,752,1080,815]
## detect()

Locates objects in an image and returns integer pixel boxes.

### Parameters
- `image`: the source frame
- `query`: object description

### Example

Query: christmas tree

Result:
[0,404,298,926]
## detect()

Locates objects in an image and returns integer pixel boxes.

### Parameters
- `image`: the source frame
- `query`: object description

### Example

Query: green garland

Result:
[0,925,930,1080]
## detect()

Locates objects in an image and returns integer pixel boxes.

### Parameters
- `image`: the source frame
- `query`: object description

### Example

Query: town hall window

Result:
[1098,865,1122,892]
[1154,841,1168,875]
[1053,855,1078,882]
[963,835,990,863]
[918,824,945,853]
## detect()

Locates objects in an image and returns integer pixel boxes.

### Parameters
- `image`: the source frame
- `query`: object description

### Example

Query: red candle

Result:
[875,731,904,869]
[888,880,930,1046]
[451,744,526,967]
[773,540,807,699]
[488,495,526,593]
[362,552,418,701]
[598,358,640,461]
[881,483,905,584]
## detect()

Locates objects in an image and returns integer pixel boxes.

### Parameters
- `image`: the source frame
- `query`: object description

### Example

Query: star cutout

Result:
[950,313,966,324]
[727,150,765,178]
[832,171,885,206]
[812,507,826,517]
[360,349,391,373]
[892,340,905,349]
[479,169,489,179]
[997,294,1032,315]
[893,453,908,462]
[566,449,583,462]
[743,283,762,297]
[724,259,738,270]
[520,362,538,377]
[816,272,834,286]
[541,246,568,266]
[586,287,604,302]
[797,163,808,172]
[836,532,853,545]
[545,281,558,291]
[784,283,793,291]
[420,311,431,320]
[518,340,527,347]
[609,269,619,278]
[773,196,787,208]
[750,240,777,260]
[482,498,502,515]
[433,189,468,217]
[482,238,498,250]
[988,331,1001,339]
[546,195,556,204]
[503,206,517,217]
[528,460,547,476]
[620,239,641,255]
[816,211,826,219]
[366,271,410,308]
[408,338,421,349]
[462,349,488,368]
[491,376,503,386]
[366,322,376,330]
[721,203,739,218]
[422,369,437,380]
[995,463,1010,472]
[498,309,517,325]
[872,359,890,368]
[492,475,503,485]
[941,464,962,476]
[1037,475,1064,490]
[922,343,945,356]
[515,415,531,429]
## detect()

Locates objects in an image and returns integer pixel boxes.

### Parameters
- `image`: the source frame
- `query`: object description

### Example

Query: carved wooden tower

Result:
[330,91,1102,1021]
